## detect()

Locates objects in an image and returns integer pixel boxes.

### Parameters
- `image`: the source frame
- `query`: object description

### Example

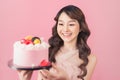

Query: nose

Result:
[63,25,69,31]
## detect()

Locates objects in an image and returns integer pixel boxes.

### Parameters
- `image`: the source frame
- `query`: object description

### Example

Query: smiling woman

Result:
[17,5,97,80]
[39,5,97,80]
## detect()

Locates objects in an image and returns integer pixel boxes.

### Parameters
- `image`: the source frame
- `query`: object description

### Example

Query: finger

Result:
[17,70,33,76]
[17,70,27,75]
[40,70,48,79]
[24,71,32,76]
[42,69,57,79]
[51,63,59,72]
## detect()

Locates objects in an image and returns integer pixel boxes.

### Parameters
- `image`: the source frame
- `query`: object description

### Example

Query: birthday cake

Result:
[13,35,50,67]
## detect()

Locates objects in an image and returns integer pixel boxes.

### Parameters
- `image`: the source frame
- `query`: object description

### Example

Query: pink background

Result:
[0,0,120,80]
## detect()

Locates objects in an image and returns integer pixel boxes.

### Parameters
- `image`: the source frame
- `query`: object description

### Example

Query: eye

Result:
[58,23,64,26]
[69,23,75,26]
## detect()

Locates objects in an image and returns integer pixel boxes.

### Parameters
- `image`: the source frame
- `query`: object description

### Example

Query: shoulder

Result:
[87,53,97,72]
[84,54,97,80]
[86,53,97,71]
[88,53,97,64]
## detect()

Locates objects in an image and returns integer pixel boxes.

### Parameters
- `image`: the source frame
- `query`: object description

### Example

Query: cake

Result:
[13,35,50,67]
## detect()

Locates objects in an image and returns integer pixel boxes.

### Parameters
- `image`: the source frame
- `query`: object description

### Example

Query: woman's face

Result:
[57,12,80,43]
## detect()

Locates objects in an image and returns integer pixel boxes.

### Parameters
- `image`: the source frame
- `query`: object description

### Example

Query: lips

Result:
[62,32,72,37]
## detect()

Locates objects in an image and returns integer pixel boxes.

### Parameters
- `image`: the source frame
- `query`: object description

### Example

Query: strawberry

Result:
[40,59,51,66]
[25,40,33,45]
[21,39,26,44]
[20,39,33,45]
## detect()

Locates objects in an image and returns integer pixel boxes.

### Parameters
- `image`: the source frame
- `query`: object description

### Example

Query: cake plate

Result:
[8,59,52,70]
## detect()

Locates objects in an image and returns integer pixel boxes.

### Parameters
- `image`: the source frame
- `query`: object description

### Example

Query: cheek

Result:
[71,27,80,34]
[74,30,80,36]
[57,27,61,36]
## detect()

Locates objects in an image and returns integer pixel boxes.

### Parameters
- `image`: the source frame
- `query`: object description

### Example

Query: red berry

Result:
[21,39,26,44]
[25,40,33,45]
[40,60,51,66]
[21,39,33,45]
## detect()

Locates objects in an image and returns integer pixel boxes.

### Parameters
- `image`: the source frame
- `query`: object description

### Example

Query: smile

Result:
[62,33,72,37]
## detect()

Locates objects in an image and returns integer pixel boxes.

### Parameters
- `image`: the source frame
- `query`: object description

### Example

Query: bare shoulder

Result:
[88,53,97,64]
[84,54,97,80]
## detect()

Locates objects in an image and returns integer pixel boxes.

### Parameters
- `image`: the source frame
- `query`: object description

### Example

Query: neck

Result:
[63,40,77,50]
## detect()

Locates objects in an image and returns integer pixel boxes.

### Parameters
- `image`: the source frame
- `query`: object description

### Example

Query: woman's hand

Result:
[17,70,33,80]
[38,63,69,80]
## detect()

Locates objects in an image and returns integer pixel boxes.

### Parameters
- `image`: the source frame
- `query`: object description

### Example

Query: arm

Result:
[84,54,97,80]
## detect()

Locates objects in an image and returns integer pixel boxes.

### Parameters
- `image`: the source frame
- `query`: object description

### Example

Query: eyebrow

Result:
[58,20,63,22]
[69,20,76,23]
[58,19,77,23]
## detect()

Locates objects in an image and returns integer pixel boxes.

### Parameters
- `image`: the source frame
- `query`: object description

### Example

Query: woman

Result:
[18,5,97,80]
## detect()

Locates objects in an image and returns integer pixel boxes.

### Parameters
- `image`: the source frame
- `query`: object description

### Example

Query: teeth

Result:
[62,33,72,36]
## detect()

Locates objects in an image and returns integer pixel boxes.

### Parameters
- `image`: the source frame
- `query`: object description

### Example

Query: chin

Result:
[63,39,73,43]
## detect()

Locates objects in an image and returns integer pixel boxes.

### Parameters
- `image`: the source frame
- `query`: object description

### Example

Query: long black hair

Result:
[48,5,91,80]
